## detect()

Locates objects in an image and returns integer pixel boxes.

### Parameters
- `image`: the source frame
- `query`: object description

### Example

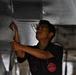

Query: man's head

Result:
[36,20,56,41]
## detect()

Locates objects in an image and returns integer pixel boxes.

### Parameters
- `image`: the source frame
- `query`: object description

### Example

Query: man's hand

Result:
[9,21,18,32]
[11,41,22,51]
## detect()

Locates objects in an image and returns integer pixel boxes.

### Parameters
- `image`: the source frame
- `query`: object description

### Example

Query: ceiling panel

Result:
[13,1,42,20]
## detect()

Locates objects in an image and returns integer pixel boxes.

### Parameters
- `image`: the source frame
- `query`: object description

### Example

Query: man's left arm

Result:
[11,41,54,59]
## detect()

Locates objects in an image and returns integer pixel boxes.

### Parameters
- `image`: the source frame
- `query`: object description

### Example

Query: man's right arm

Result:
[9,21,25,58]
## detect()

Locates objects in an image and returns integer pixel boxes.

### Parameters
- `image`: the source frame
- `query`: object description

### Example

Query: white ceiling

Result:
[0,0,76,24]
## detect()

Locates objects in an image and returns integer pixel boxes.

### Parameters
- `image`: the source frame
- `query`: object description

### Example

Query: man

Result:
[10,20,63,75]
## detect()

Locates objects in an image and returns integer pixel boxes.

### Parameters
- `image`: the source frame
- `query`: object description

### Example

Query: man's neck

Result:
[38,40,50,49]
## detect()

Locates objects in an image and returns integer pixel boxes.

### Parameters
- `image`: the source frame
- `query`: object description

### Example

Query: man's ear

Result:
[49,32,54,38]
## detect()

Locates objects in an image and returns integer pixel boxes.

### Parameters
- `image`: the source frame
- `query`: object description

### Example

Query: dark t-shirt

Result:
[17,42,63,75]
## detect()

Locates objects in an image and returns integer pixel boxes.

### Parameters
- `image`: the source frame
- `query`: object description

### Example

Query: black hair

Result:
[39,20,56,39]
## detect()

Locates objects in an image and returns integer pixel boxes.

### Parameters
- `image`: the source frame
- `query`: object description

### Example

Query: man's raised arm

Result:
[9,21,25,58]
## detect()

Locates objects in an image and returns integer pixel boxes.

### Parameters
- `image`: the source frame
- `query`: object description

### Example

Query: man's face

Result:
[36,24,51,41]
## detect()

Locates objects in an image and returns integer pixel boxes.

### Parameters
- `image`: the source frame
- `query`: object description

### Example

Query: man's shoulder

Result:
[54,42,62,47]
[51,42,63,49]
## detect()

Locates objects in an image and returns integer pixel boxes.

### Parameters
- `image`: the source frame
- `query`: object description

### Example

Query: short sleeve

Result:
[17,53,26,63]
